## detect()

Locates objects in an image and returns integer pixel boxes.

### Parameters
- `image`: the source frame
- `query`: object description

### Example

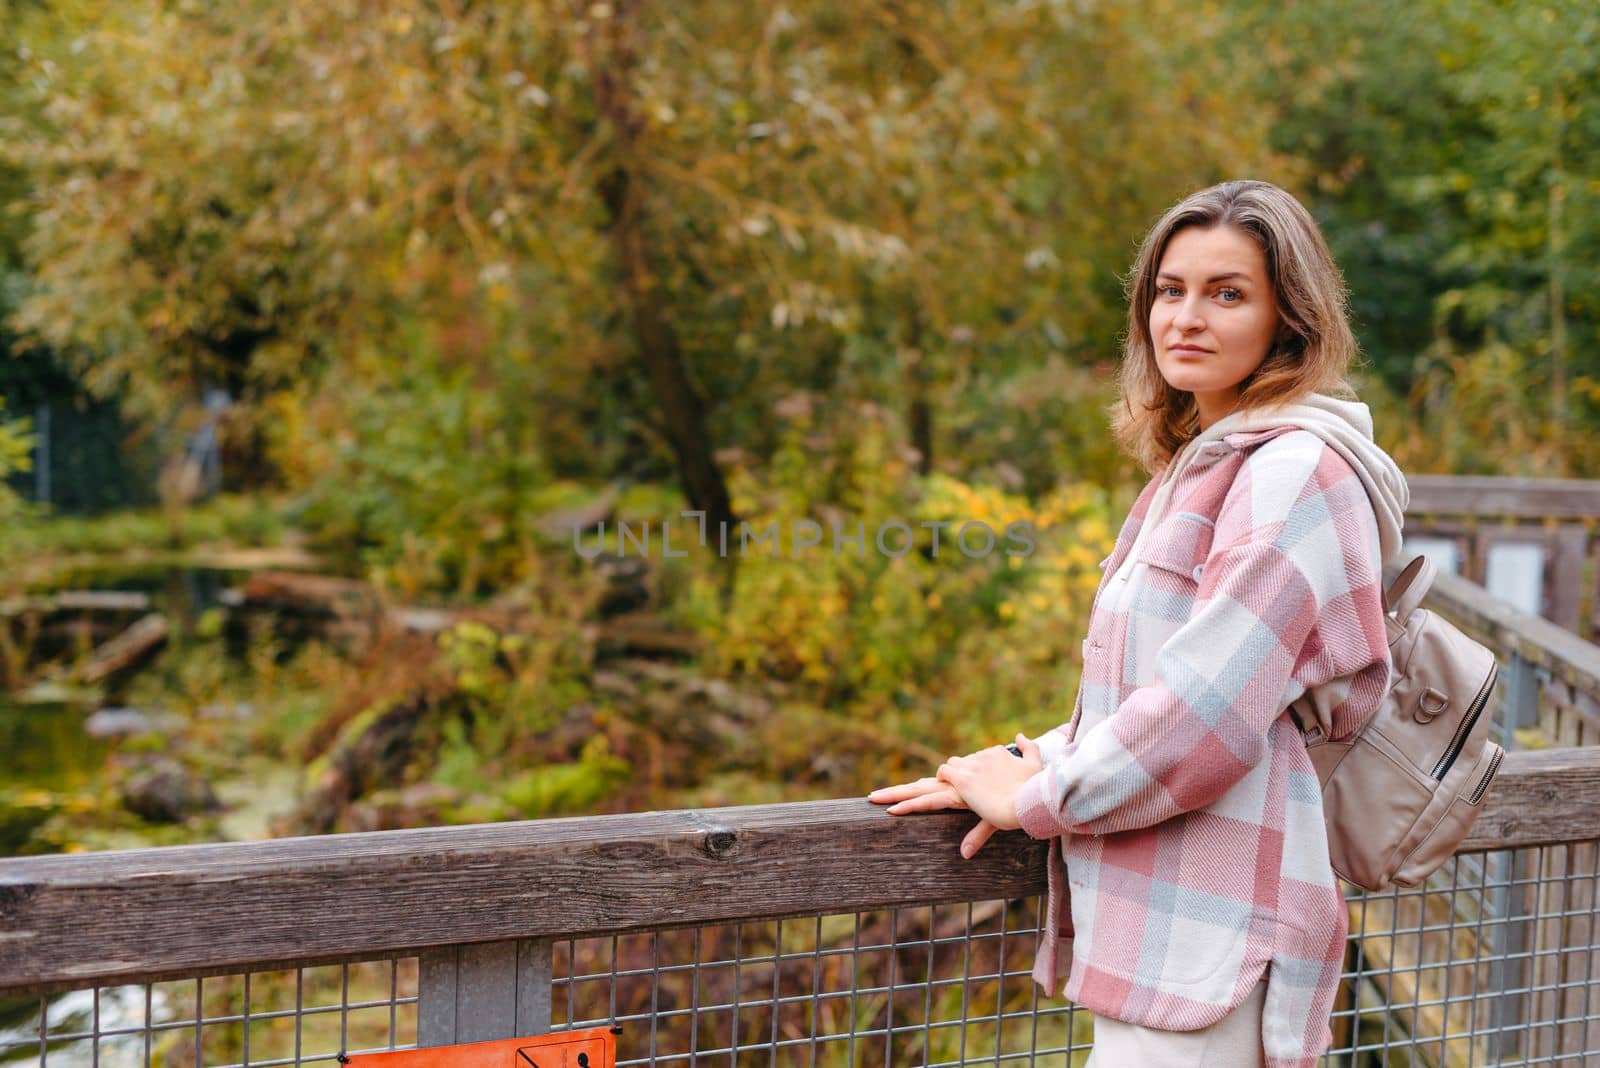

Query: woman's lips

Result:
[1170,344,1211,356]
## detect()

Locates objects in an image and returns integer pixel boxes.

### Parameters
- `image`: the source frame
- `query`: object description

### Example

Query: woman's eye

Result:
[1217,288,1242,303]
[1158,285,1181,298]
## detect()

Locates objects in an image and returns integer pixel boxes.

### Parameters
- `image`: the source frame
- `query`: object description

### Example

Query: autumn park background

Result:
[0,0,1596,871]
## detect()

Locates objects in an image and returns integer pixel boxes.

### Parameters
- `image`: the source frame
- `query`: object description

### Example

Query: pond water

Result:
[3,565,296,1064]
[0,986,162,1066]
[0,695,109,853]
[1,566,237,846]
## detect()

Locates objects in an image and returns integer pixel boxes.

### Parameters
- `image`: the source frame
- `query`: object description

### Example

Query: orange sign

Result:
[345,1025,616,1067]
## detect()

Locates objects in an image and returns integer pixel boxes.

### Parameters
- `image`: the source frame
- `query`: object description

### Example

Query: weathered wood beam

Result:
[1425,568,1600,700]
[0,799,1045,995]
[1405,474,1600,519]
[4,748,1598,996]
[1457,747,1600,853]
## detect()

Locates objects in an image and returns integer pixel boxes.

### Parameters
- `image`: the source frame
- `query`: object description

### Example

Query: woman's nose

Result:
[1173,296,1205,331]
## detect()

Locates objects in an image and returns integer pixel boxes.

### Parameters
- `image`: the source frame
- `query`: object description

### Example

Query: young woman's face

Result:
[1149,225,1281,429]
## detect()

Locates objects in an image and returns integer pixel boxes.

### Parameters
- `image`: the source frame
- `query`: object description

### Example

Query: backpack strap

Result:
[1385,556,1436,622]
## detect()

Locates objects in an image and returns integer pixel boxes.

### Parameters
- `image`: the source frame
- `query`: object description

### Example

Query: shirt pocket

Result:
[1135,511,1216,586]
[1130,513,1216,644]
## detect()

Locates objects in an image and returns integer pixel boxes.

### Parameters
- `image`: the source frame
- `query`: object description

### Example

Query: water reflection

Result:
[5,566,245,1064]
[0,986,166,1066]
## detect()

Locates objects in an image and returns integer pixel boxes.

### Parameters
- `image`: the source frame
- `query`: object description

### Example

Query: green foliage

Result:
[286,328,551,598]
[496,735,630,819]
[5,492,283,556]
[0,789,56,853]
[1235,0,1600,473]
[0,398,31,522]
[2,0,1278,519]
[428,616,609,804]
[679,399,1116,763]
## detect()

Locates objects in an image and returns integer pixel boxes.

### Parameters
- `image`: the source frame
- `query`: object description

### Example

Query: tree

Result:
[5,0,1286,559]
[1234,0,1600,474]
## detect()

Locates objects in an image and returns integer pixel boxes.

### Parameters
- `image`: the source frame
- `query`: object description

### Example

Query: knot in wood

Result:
[0,882,36,918]
[702,830,739,857]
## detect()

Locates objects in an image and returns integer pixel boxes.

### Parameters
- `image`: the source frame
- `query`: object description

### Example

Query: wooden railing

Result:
[1407,473,1600,641]
[4,748,1600,1065]
[5,555,1600,1064]
[4,749,1595,999]
[1424,565,1600,747]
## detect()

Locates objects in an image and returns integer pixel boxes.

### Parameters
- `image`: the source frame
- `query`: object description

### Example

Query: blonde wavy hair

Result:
[1112,180,1359,472]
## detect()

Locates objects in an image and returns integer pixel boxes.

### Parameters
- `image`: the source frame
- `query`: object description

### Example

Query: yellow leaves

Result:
[13,788,56,808]
[1063,543,1101,572]
[917,472,1036,531]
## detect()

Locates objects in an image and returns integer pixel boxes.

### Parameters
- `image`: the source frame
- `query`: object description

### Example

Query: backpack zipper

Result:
[1469,747,1503,805]
[1431,665,1498,781]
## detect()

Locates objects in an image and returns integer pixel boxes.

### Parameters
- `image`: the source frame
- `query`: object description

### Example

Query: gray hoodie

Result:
[1147,392,1409,567]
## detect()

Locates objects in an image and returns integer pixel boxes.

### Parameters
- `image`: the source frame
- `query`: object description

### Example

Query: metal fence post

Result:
[417,939,553,1047]
[1485,651,1539,1062]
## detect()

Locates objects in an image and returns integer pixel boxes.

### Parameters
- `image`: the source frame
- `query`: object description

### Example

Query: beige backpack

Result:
[1288,555,1503,892]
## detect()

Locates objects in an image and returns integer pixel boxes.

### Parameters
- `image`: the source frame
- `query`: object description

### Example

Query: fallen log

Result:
[533,486,620,542]
[234,571,380,619]
[226,571,383,650]
[80,613,169,684]
[591,613,703,661]
[1,590,152,618]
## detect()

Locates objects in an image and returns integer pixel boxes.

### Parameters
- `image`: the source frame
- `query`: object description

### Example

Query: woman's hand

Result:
[868,733,1045,859]
[939,734,1044,857]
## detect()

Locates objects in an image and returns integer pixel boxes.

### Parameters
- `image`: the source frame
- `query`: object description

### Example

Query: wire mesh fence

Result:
[543,899,1082,1067]
[7,835,1599,1067]
[1,959,418,1067]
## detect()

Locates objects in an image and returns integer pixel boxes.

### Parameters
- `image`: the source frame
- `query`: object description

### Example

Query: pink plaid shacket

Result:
[1015,422,1396,1067]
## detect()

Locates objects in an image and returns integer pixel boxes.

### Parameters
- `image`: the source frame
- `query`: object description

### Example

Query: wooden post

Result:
[1547,524,1588,635]
[1328,936,1362,1065]
[418,939,552,1047]
[1484,652,1539,1062]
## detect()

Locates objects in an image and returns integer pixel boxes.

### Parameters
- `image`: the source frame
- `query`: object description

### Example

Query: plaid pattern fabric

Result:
[1015,427,1392,1068]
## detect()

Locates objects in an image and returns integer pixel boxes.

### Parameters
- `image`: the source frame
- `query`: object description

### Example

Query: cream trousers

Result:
[1083,976,1268,1068]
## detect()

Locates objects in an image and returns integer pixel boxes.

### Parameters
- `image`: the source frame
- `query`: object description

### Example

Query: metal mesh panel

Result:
[6,840,1599,1066]
[0,959,418,1068]
[546,898,1084,1067]
[1339,840,1600,1066]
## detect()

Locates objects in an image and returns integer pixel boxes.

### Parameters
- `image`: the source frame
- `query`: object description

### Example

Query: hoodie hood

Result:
[1188,393,1410,565]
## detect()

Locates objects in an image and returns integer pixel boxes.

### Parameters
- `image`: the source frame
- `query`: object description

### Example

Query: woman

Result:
[869,179,1407,1068]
